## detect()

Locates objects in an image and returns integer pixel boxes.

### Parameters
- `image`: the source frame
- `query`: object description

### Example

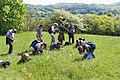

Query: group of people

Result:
[48,22,75,45]
[4,22,96,66]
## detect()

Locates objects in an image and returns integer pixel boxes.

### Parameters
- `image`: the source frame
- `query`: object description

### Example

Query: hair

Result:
[43,43,47,49]
[5,61,11,66]
[13,29,17,33]
[39,25,43,28]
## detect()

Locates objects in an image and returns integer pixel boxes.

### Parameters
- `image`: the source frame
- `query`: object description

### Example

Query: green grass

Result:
[0,32,120,80]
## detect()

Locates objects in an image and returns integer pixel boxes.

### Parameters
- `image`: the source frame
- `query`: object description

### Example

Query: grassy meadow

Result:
[0,32,120,80]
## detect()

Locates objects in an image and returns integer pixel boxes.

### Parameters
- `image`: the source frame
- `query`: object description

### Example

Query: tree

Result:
[50,10,83,32]
[83,14,115,35]
[0,0,26,35]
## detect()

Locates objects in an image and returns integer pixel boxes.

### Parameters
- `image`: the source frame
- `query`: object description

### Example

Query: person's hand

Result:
[10,38,14,42]
[79,52,84,55]
[55,28,58,31]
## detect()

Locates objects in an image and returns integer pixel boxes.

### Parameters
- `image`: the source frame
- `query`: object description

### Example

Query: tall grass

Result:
[0,32,120,80]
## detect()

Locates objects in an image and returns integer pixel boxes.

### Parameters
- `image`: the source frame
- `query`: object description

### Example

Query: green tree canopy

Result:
[0,0,26,35]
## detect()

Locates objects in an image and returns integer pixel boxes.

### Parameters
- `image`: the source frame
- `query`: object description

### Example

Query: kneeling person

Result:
[17,53,31,64]
[30,40,47,54]
[77,41,96,60]
[50,42,61,50]
[0,60,11,68]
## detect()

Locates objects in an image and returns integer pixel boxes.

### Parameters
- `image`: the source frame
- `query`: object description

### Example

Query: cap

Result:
[54,23,58,26]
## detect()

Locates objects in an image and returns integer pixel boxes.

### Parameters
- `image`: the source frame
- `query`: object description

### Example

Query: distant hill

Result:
[111,2,120,6]
[26,2,120,15]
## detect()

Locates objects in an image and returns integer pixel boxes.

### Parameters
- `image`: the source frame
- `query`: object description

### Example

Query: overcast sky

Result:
[23,0,120,5]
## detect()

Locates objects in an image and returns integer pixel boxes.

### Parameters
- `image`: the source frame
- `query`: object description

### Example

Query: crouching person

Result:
[17,53,31,64]
[0,60,11,68]
[30,40,47,54]
[50,42,61,50]
[77,41,96,60]
[75,37,85,48]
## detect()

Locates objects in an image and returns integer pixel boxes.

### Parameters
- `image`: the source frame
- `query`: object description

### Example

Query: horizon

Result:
[23,0,120,5]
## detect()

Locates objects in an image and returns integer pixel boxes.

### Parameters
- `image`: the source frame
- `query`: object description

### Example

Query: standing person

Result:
[36,25,43,42]
[48,23,58,44]
[6,29,17,54]
[67,22,75,44]
[58,23,66,45]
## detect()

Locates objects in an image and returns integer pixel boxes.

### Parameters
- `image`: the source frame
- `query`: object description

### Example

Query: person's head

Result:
[77,46,84,54]
[79,38,85,41]
[79,40,85,45]
[76,39,84,46]
[39,25,43,29]
[12,29,17,33]
[53,23,58,28]
[42,43,47,50]
[57,42,61,49]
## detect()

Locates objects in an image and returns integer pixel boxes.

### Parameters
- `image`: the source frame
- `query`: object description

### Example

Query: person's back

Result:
[68,24,75,33]
[30,40,40,48]
[50,42,61,50]
[81,42,96,60]
[48,26,53,34]
[85,42,96,52]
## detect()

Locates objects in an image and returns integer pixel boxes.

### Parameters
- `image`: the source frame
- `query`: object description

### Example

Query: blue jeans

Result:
[82,51,94,60]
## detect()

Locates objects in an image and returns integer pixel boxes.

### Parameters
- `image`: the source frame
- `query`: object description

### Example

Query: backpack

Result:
[85,42,96,51]
[30,40,40,48]
[21,53,30,61]
[48,27,52,34]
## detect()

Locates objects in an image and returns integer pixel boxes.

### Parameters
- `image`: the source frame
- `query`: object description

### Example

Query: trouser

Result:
[36,36,43,42]
[58,33,64,45]
[50,33,55,44]
[6,37,13,53]
[9,43,13,53]
[68,32,74,44]
[82,51,94,60]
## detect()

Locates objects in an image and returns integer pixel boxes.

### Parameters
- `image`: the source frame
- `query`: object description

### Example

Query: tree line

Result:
[1,0,120,36]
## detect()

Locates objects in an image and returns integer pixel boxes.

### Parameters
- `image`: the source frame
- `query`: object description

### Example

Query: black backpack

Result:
[48,27,52,34]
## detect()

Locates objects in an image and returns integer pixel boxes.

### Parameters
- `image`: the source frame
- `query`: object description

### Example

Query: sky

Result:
[23,0,120,5]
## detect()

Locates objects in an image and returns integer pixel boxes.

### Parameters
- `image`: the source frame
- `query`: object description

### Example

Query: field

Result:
[0,32,120,80]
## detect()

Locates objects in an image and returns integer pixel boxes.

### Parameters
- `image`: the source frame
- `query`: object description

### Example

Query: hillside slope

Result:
[0,32,120,80]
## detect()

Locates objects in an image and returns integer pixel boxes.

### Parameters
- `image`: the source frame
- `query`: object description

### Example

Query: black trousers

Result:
[68,32,74,44]
[6,37,13,53]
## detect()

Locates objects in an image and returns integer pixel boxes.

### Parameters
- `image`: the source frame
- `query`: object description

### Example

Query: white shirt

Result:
[6,29,14,39]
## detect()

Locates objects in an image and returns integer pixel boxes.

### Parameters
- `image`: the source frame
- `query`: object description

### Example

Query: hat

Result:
[54,23,58,26]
